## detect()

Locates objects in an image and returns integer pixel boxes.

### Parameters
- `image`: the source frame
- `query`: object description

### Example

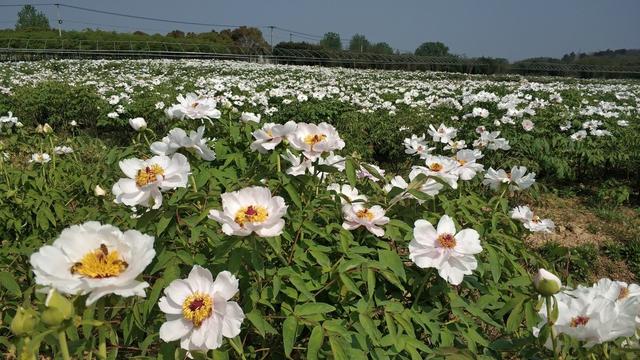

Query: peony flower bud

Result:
[45,289,74,320]
[129,117,147,131]
[41,307,65,326]
[94,185,107,197]
[10,307,37,336]
[42,123,53,134]
[533,268,562,296]
[70,120,78,127]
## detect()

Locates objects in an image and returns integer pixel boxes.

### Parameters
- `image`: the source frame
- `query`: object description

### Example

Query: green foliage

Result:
[15,5,50,31]
[414,42,450,57]
[320,32,342,51]
[11,81,107,130]
[349,34,370,53]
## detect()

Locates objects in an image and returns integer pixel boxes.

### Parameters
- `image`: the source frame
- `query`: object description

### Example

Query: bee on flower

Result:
[112,153,190,209]
[29,221,155,305]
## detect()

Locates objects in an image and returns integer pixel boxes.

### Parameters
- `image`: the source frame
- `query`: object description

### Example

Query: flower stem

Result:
[97,299,107,359]
[412,272,430,307]
[493,187,508,212]
[545,295,559,360]
[57,330,71,360]
[229,336,247,360]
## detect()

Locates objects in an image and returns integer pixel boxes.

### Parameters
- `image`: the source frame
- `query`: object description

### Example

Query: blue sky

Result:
[1,0,639,61]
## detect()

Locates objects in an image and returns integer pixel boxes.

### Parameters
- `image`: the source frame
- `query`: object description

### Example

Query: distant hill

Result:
[517,49,640,67]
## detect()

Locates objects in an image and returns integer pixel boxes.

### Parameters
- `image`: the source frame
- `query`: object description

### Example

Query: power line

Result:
[57,4,267,29]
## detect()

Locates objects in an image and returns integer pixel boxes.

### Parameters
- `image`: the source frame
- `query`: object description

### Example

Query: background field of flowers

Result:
[1,59,639,359]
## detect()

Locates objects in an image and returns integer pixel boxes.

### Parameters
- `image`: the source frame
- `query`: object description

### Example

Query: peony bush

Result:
[1,59,639,359]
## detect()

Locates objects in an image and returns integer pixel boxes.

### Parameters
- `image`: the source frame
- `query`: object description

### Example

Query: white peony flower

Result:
[281,149,314,176]
[452,149,484,181]
[29,221,155,305]
[129,117,147,131]
[29,152,51,164]
[570,130,588,141]
[250,121,297,154]
[158,266,244,352]
[521,119,535,131]
[165,93,221,120]
[410,155,460,189]
[54,146,74,155]
[409,215,482,285]
[151,126,216,161]
[208,186,287,237]
[427,123,457,143]
[341,203,389,237]
[240,112,261,123]
[483,166,535,191]
[510,205,555,233]
[327,183,367,204]
[403,134,434,157]
[112,153,190,209]
[287,122,345,161]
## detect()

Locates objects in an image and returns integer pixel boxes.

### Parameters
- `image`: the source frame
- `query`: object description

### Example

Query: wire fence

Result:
[1,38,639,78]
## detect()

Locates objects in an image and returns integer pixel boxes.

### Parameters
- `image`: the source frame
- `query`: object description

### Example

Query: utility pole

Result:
[289,33,292,42]
[55,4,62,37]
[268,26,274,48]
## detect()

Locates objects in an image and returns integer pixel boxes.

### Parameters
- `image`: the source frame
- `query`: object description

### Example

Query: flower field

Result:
[1,59,640,359]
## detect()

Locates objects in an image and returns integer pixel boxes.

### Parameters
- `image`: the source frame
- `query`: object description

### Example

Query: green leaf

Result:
[345,158,357,187]
[294,303,336,317]
[329,335,348,360]
[246,310,277,338]
[0,271,21,297]
[378,249,406,281]
[284,183,303,209]
[282,316,298,358]
[307,325,324,360]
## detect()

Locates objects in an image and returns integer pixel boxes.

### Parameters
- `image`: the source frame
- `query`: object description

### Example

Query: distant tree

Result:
[320,32,342,50]
[414,41,449,57]
[167,30,185,38]
[221,26,269,49]
[349,34,370,52]
[15,5,50,31]
[370,42,393,55]
[133,31,148,36]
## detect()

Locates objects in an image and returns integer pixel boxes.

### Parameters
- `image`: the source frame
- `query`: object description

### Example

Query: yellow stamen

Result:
[135,164,165,187]
[304,134,327,149]
[70,244,128,279]
[356,208,374,221]
[437,233,456,249]
[429,163,443,172]
[457,159,467,166]
[234,205,269,226]
[182,292,213,327]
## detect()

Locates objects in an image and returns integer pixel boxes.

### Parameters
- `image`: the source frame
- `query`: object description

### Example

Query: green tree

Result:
[320,32,342,51]
[370,42,393,55]
[15,5,50,31]
[414,41,449,57]
[349,34,370,53]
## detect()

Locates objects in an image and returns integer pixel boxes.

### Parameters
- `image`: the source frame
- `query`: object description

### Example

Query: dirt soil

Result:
[521,193,640,283]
